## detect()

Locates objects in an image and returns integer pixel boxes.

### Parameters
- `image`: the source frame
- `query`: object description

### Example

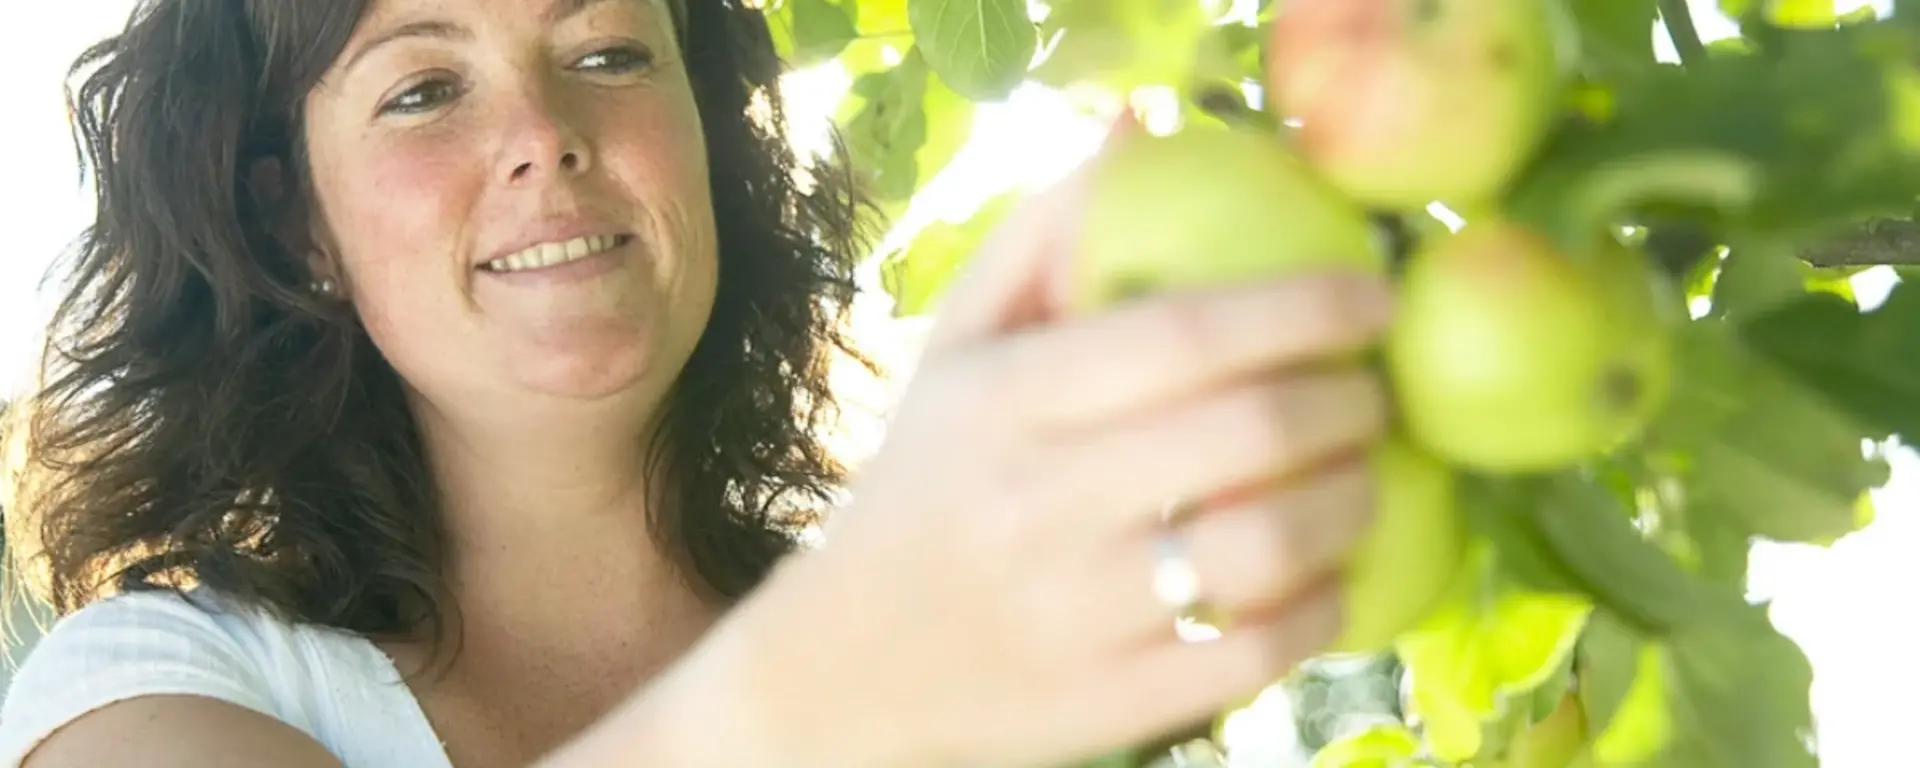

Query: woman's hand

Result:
[687,134,1396,768]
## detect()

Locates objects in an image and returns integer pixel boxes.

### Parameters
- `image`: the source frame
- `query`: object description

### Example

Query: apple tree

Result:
[759,0,1920,766]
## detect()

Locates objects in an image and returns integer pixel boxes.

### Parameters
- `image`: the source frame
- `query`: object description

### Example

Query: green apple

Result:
[1327,436,1465,654]
[1507,693,1595,768]
[1069,123,1385,311]
[1265,0,1565,210]
[1384,219,1677,473]
[1589,236,1683,435]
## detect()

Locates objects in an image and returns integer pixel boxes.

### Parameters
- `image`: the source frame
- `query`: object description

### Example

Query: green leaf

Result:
[907,0,1037,101]
[837,37,907,78]
[1887,60,1920,152]
[1569,0,1660,80]
[767,0,863,67]
[880,190,1021,315]
[1634,314,1885,546]
[1643,320,1752,458]
[1642,616,1820,768]
[854,0,911,36]
[1458,477,1587,598]
[835,47,975,205]
[1710,241,1808,320]
[1028,0,1213,95]
[1706,35,1759,59]
[1393,542,1593,763]
[1193,18,1267,88]
[1766,0,1838,29]
[1680,510,1755,588]
[915,66,979,191]
[812,2,918,79]
[1507,19,1920,248]
[1590,640,1675,765]
[1564,557,1817,768]
[1688,356,1888,544]
[794,0,861,63]
[1741,282,1920,443]
[837,53,928,202]
[1526,650,1577,724]
[1798,259,1860,303]
[1575,608,1647,738]
[1520,475,1748,634]
[1681,245,1724,305]
[1307,722,1422,768]
[1848,488,1878,538]
[1837,3,1883,27]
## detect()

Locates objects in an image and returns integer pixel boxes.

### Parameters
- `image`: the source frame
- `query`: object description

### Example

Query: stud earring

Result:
[310,277,337,297]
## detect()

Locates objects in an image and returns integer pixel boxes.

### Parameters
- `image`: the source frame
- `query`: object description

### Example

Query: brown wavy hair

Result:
[2,0,879,655]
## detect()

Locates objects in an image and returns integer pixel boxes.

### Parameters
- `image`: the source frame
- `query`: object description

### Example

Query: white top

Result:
[0,588,453,767]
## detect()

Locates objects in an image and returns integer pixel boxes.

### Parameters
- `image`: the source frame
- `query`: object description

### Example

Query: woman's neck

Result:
[411,394,716,654]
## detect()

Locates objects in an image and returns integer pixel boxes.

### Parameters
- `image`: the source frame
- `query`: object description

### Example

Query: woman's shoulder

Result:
[0,587,429,767]
[0,589,296,757]
[12,586,289,659]
[4,586,300,688]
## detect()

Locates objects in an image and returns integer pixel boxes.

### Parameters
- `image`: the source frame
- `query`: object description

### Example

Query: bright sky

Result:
[0,1,1908,764]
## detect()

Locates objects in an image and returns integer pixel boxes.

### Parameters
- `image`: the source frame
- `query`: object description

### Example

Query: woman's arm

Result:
[540,149,1396,768]
[24,563,853,768]
[23,135,1392,768]
[24,696,346,768]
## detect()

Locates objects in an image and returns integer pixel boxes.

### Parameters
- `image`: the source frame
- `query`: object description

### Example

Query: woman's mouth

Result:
[479,234,634,273]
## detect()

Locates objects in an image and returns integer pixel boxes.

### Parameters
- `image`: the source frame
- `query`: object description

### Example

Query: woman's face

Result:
[302,0,717,422]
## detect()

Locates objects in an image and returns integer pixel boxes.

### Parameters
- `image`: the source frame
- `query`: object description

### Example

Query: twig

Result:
[1800,218,1920,267]
[1627,209,1920,274]
[1658,0,1709,67]
[1637,1,1712,276]
[1644,217,1920,270]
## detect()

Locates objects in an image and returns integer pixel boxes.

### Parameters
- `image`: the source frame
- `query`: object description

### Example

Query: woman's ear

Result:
[247,156,284,203]
[304,228,348,302]
[248,155,346,301]
[304,242,346,301]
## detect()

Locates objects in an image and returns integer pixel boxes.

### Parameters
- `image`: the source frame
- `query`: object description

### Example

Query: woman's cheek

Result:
[324,146,480,321]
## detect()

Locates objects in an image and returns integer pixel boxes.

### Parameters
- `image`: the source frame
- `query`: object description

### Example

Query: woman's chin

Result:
[507,346,668,404]
[375,307,703,427]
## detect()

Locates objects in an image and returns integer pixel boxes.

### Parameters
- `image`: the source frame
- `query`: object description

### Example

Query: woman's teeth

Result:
[481,235,622,273]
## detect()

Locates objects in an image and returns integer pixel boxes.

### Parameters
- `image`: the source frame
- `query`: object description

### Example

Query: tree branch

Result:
[1801,218,1920,267]
[1658,0,1709,67]
[1643,217,1920,276]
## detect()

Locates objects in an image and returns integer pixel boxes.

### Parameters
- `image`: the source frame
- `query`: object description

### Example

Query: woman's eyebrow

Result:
[342,19,470,76]
[341,0,650,76]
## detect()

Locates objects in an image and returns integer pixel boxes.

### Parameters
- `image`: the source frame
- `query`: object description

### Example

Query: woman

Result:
[0,0,1394,766]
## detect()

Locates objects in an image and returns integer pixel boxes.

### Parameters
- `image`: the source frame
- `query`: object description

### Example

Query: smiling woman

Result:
[0,1,1396,766]
[1,0,870,764]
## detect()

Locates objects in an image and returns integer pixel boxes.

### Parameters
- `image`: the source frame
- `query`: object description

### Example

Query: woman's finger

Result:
[1094,458,1377,643]
[977,272,1394,434]
[1027,368,1387,538]
[917,172,1090,357]
[1057,580,1346,754]
[920,114,1139,356]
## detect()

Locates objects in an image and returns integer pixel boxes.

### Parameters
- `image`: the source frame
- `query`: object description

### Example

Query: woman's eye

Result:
[379,78,462,116]
[574,45,654,74]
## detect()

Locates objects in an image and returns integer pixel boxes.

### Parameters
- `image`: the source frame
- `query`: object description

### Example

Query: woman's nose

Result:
[498,84,595,186]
